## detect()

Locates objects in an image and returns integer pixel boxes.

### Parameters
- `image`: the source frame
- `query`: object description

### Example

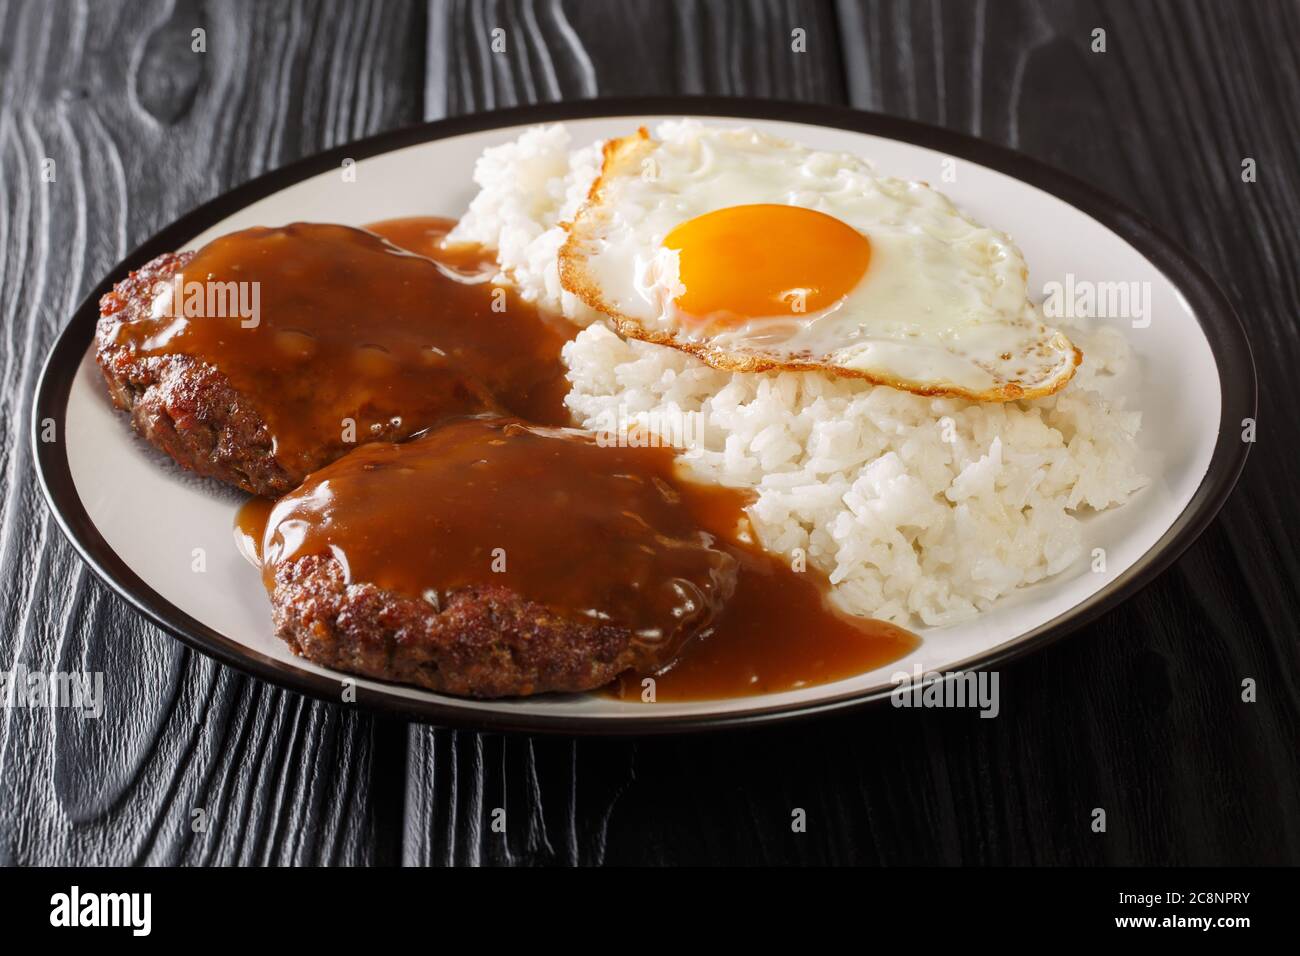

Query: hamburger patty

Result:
[94,223,571,497]
[97,252,304,496]
[270,554,680,697]
[95,247,497,496]
[254,417,742,697]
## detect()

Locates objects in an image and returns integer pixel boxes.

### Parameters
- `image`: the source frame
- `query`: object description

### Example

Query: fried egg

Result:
[558,122,1080,401]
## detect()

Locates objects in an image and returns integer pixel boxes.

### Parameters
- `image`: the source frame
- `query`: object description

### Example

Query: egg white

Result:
[558,121,1079,401]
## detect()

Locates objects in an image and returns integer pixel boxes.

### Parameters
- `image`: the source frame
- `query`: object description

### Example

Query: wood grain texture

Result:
[407,0,1300,866]
[0,0,422,865]
[1,0,1295,867]
[426,0,846,114]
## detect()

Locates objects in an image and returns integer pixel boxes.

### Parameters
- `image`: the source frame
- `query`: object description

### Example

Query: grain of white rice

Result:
[448,124,605,325]
[451,123,1150,627]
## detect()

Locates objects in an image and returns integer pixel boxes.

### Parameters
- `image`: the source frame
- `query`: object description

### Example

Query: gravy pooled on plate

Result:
[249,417,740,697]
[240,415,917,700]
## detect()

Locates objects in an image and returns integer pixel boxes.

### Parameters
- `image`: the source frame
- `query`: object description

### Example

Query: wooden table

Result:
[1,0,1295,866]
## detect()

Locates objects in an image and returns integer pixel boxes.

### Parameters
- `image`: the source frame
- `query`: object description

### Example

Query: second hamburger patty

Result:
[95,223,571,496]
[255,417,744,697]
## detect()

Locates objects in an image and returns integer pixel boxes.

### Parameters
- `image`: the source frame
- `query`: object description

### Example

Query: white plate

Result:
[33,99,1254,733]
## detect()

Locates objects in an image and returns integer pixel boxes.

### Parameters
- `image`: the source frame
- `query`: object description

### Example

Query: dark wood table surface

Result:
[1,0,1295,866]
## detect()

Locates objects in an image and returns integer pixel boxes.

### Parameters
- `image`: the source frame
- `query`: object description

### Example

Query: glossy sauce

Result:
[254,417,740,669]
[237,423,918,702]
[609,563,918,701]
[232,216,919,701]
[364,216,473,262]
[366,217,577,425]
[109,219,573,479]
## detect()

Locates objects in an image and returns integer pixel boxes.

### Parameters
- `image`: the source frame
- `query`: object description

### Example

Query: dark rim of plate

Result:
[31,96,1257,735]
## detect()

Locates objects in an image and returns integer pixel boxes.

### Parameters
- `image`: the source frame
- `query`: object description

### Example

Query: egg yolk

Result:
[662,204,871,324]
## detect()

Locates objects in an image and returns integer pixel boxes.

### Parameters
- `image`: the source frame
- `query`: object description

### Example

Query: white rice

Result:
[448,124,605,325]
[452,124,1150,627]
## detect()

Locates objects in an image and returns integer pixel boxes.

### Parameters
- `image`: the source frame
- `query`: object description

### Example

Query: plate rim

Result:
[31,95,1257,735]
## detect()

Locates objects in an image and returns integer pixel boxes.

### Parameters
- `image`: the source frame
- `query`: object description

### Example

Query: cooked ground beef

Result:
[101,253,295,495]
[95,250,494,495]
[269,553,679,698]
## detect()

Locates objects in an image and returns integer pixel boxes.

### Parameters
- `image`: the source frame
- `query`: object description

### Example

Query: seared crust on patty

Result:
[271,554,659,697]
[96,252,295,495]
[95,252,417,496]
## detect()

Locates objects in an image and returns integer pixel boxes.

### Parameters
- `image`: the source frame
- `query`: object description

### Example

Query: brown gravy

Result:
[363,216,473,263]
[365,216,577,426]
[231,216,919,701]
[253,417,741,669]
[237,420,917,703]
[109,219,573,478]
[609,564,919,702]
